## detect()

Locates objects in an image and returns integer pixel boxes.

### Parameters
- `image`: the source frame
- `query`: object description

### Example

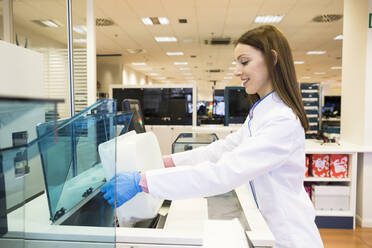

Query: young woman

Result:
[102,25,324,248]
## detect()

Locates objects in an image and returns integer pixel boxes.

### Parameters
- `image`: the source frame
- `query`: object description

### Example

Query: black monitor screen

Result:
[113,88,193,125]
[228,88,251,118]
[113,88,143,112]
[324,96,341,116]
[142,88,192,124]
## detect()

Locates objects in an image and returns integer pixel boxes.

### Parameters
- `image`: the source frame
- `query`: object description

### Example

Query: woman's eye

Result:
[241,61,249,66]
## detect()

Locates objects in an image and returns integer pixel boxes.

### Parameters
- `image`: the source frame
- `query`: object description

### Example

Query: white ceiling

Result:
[10,0,344,88]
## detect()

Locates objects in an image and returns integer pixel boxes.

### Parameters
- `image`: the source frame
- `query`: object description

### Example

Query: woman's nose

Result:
[234,66,241,77]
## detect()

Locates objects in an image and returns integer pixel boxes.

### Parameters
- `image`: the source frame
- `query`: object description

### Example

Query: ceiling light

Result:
[314,72,326,75]
[158,17,169,25]
[334,35,343,40]
[254,15,284,24]
[306,51,326,55]
[132,62,147,66]
[73,25,87,34]
[224,77,232,79]
[331,66,342,70]
[294,61,305,64]
[155,36,177,42]
[166,52,184,56]
[154,77,166,80]
[174,62,188,65]
[141,17,153,25]
[74,38,86,43]
[42,20,60,27]
[141,17,169,25]
[150,73,160,76]
[179,67,190,70]
[302,76,311,79]
[232,61,237,65]
[138,68,152,71]
[32,19,61,28]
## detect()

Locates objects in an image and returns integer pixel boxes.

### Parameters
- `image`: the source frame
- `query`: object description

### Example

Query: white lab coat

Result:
[146,92,324,248]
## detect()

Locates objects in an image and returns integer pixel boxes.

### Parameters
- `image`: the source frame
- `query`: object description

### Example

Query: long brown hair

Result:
[236,25,309,131]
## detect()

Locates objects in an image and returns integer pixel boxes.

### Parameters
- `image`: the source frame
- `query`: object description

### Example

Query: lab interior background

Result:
[1,0,372,243]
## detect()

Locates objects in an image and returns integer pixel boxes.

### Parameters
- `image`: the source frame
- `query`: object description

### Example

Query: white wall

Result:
[0,40,44,98]
[341,0,369,144]
[342,0,372,228]
[97,56,123,95]
[123,65,150,86]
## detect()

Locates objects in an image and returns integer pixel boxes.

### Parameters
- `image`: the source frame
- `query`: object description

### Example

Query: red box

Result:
[330,154,348,178]
[305,155,310,177]
[311,154,330,177]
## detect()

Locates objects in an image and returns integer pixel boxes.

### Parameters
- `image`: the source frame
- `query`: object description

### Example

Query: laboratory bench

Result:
[1,185,275,248]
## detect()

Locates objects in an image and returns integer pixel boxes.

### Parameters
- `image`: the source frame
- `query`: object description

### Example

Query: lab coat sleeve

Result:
[170,126,245,166]
[146,115,297,200]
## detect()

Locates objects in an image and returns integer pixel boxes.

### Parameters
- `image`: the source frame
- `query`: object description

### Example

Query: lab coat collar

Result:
[249,91,275,119]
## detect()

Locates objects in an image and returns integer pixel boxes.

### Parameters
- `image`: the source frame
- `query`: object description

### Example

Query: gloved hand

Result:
[101,171,143,208]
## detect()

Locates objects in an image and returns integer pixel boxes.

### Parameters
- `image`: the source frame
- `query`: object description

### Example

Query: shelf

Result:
[315,210,353,217]
[321,118,340,122]
[305,177,351,182]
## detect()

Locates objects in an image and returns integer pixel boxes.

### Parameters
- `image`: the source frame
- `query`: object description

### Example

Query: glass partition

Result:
[71,0,88,113]
[0,96,60,247]
[36,99,117,223]
[12,0,70,119]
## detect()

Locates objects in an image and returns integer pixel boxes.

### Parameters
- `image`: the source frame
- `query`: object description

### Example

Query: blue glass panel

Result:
[35,99,118,222]
[0,96,61,238]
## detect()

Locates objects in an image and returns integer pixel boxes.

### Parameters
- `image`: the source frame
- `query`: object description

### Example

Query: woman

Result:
[102,25,324,248]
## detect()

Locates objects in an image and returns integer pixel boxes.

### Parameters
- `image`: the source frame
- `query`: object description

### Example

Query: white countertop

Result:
[2,187,274,247]
[305,139,372,153]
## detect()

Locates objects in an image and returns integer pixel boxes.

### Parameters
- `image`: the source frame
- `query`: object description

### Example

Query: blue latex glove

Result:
[101,171,143,208]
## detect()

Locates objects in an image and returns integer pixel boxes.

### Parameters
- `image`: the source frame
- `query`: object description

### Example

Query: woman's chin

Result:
[244,87,256,95]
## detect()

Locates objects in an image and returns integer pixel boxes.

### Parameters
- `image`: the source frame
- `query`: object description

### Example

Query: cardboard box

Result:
[311,185,350,210]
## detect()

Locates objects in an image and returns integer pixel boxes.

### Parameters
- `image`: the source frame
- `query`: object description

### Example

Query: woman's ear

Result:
[271,49,278,65]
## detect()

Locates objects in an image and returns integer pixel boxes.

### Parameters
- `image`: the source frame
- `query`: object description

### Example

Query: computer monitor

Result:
[122,99,146,133]
[224,87,251,125]
[323,96,341,117]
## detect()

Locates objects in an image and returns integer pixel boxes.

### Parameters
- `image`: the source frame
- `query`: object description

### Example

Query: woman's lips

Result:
[242,78,250,87]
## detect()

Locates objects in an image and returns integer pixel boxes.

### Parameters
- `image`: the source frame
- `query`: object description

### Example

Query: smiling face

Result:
[234,43,273,98]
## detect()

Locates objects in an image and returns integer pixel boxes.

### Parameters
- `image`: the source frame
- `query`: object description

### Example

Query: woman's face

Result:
[234,43,273,98]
